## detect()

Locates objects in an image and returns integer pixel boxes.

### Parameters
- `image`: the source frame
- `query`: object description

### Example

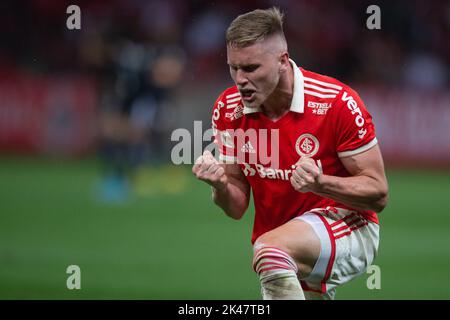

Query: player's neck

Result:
[261,65,294,121]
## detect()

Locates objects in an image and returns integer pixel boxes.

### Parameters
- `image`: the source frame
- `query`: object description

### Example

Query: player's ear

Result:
[279,52,290,74]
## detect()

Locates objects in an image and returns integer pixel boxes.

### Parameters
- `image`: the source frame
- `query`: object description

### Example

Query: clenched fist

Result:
[192,150,228,191]
[290,157,323,193]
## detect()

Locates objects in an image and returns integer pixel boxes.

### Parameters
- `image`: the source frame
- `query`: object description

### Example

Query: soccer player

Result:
[192,7,388,300]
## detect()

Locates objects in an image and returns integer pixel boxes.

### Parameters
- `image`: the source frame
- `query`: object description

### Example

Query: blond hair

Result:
[226,7,285,48]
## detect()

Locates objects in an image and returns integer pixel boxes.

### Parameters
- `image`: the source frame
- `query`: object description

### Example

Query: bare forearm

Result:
[212,182,249,220]
[193,153,249,219]
[315,174,388,212]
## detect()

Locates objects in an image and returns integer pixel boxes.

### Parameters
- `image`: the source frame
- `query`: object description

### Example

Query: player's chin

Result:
[242,96,260,109]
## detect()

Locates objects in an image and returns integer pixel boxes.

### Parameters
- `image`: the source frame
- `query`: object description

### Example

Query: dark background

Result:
[0,0,449,299]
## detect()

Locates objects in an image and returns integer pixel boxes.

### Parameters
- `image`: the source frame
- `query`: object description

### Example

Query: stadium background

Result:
[1,0,449,299]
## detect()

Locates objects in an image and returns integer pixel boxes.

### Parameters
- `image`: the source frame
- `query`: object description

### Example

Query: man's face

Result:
[227,39,283,109]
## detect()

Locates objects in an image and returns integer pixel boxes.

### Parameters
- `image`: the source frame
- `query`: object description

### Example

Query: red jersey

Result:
[212,60,379,244]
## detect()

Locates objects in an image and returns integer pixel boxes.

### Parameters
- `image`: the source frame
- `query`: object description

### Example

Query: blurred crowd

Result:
[2,0,448,87]
[0,0,449,200]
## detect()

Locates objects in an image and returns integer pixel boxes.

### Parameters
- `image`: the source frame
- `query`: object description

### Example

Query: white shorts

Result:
[294,206,379,300]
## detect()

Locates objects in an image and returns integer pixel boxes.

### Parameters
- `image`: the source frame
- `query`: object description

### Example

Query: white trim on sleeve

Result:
[337,137,378,158]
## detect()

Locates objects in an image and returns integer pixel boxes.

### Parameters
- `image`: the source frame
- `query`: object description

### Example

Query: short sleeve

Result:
[334,87,378,158]
[211,91,239,163]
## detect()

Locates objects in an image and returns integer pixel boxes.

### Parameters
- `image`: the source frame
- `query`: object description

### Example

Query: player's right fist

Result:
[192,150,228,190]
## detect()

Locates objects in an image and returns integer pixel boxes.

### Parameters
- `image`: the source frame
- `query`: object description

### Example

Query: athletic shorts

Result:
[294,206,379,300]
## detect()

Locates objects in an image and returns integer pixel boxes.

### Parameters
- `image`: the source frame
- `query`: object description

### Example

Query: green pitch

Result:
[0,156,449,299]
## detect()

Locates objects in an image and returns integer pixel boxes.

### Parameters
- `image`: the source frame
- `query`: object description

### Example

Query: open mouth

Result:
[240,89,256,101]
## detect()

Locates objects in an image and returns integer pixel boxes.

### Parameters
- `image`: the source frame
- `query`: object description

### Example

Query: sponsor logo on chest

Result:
[225,104,244,121]
[307,101,332,115]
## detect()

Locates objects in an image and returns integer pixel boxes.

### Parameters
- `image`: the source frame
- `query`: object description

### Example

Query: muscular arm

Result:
[193,151,250,220]
[211,163,251,220]
[291,145,388,212]
[318,145,388,212]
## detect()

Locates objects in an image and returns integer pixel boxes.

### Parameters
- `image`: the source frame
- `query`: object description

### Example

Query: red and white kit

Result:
[212,59,380,298]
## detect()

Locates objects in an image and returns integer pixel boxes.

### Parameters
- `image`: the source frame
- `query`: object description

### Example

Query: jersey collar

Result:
[243,58,305,114]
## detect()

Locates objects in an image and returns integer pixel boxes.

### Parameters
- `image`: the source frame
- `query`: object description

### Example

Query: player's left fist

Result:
[290,157,322,193]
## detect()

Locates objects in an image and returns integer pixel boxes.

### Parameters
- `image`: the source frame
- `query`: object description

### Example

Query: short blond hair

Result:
[226,7,285,48]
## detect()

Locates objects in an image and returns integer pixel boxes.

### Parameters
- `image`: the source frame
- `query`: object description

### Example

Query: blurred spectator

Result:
[403,52,447,90]
[0,0,449,178]
[0,0,447,85]
[97,43,185,202]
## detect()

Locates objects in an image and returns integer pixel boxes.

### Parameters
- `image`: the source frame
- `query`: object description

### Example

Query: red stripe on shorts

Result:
[334,222,368,239]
